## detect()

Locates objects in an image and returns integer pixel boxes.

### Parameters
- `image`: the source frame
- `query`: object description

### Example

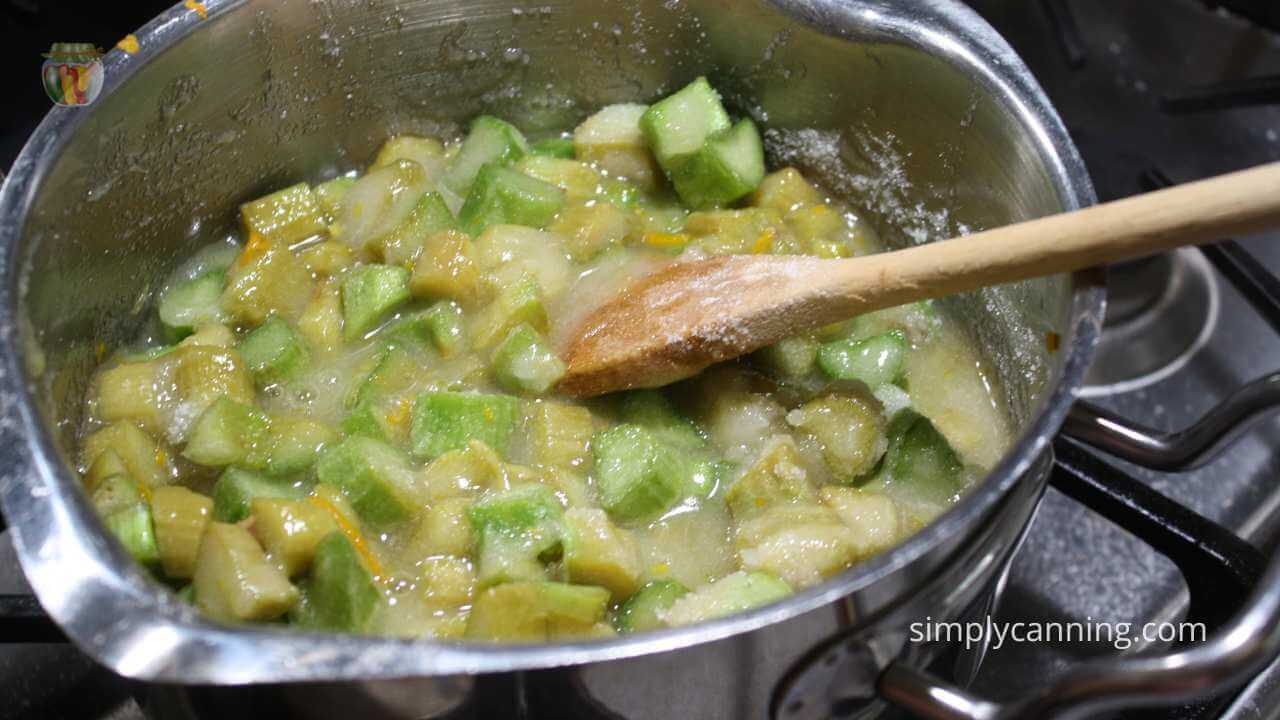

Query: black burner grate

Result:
[1161,75,1280,114]
[1199,0,1280,33]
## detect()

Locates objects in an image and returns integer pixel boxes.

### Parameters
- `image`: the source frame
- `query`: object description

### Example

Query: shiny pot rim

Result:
[0,0,1103,682]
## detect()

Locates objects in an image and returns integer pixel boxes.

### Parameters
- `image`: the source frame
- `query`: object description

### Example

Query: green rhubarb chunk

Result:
[211,466,306,523]
[591,424,686,524]
[267,418,337,476]
[514,156,604,201]
[158,271,225,341]
[422,301,465,355]
[468,483,566,587]
[539,582,612,638]
[188,240,243,279]
[103,503,160,566]
[866,410,963,508]
[293,531,381,631]
[618,389,706,452]
[817,330,907,389]
[640,77,732,170]
[91,474,144,517]
[341,264,411,341]
[194,522,299,621]
[183,397,272,468]
[314,436,420,528]
[383,301,466,356]
[724,436,816,520]
[152,485,213,579]
[404,192,456,235]
[314,176,356,219]
[490,323,566,395]
[83,422,171,490]
[251,497,337,577]
[381,192,457,266]
[458,164,566,235]
[85,449,129,491]
[466,581,611,641]
[529,402,595,471]
[341,399,393,442]
[614,579,690,632]
[755,334,819,378]
[563,507,643,599]
[471,277,547,350]
[686,458,731,500]
[237,316,308,385]
[601,178,641,207]
[788,394,886,482]
[468,484,565,543]
[446,115,530,193]
[381,309,431,347]
[662,571,791,626]
[670,119,766,209]
[349,343,419,408]
[372,135,446,170]
[240,182,327,246]
[853,301,940,344]
[409,391,520,460]
[530,137,576,159]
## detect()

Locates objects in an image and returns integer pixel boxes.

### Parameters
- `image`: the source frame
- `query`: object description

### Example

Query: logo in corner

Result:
[41,43,104,107]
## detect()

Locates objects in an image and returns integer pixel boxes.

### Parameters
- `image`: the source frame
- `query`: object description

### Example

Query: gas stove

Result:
[2,0,1280,718]
[961,2,1280,715]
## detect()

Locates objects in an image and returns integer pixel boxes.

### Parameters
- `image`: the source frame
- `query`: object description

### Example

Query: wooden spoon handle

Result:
[827,161,1280,310]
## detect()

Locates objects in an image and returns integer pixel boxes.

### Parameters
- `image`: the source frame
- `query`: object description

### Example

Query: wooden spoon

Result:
[558,162,1280,397]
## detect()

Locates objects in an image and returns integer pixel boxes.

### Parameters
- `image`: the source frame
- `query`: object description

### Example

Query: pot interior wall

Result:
[15,0,1068,461]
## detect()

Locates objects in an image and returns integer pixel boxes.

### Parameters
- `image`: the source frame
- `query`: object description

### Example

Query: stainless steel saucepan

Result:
[2,1,1278,718]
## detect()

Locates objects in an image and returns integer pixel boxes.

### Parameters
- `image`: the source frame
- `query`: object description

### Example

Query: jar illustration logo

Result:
[42,43,104,107]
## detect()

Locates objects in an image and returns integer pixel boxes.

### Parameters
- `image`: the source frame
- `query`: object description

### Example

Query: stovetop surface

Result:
[2,0,1280,718]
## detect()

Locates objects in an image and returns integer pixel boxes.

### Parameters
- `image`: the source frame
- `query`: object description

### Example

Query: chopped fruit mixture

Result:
[79,78,1010,641]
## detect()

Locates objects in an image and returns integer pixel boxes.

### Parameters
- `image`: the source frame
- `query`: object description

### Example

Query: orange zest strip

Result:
[184,0,208,19]
[384,397,412,429]
[235,231,271,270]
[307,495,386,579]
[643,232,690,249]
[751,228,777,255]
